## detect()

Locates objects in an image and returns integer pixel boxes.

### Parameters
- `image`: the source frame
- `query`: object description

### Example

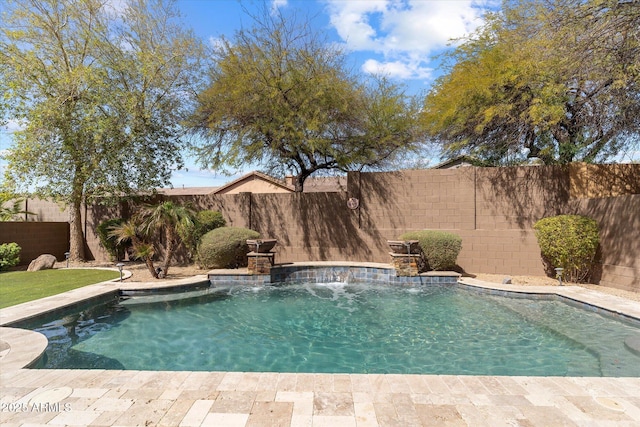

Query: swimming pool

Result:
[22,282,640,376]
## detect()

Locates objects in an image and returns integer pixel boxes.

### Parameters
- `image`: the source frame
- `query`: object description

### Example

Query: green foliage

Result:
[533,215,600,283]
[136,201,197,276]
[196,227,260,269]
[0,194,36,221]
[190,6,426,191]
[399,230,462,271]
[421,0,640,165]
[180,210,227,256]
[197,210,226,232]
[0,242,21,271]
[97,218,129,261]
[1,0,207,259]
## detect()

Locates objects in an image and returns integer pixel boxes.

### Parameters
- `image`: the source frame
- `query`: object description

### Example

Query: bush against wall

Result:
[0,242,21,270]
[533,214,599,283]
[97,218,129,261]
[180,210,226,257]
[197,227,260,269]
[399,230,462,271]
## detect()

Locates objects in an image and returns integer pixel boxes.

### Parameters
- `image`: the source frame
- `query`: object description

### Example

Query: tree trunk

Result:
[294,172,311,192]
[144,255,159,278]
[161,229,175,277]
[69,198,86,261]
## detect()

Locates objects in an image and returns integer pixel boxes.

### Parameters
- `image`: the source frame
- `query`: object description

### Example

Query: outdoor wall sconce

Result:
[347,197,359,210]
[64,251,70,268]
[116,262,125,282]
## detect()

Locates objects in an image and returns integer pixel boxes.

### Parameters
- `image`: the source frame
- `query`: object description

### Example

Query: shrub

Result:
[96,218,129,261]
[196,210,226,234]
[196,227,260,269]
[534,214,599,283]
[180,210,226,259]
[0,242,21,271]
[399,230,462,271]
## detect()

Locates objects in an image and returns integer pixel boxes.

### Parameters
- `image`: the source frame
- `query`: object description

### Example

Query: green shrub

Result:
[0,242,21,271]
[196,210,226,234]
[196,227,260,269]
[96,218,129,261]
[399,230,462,271]
[533,214,599,283]
[180,210,227,259]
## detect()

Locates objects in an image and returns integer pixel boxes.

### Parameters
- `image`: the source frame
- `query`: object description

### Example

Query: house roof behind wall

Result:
[157,171,348,196]
[213,171,294,194]
[156,187,218,196]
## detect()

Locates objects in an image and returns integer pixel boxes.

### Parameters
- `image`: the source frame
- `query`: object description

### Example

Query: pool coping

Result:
[2,266,640,426]
[1,265,639,372]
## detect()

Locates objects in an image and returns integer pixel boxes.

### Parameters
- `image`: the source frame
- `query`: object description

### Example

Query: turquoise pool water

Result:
[29,283,640,376]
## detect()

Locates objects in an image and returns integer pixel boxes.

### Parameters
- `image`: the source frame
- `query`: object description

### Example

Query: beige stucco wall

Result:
[216,177,292,194]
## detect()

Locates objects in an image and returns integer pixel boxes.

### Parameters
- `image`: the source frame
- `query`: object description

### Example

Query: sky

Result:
[0,0,496,190]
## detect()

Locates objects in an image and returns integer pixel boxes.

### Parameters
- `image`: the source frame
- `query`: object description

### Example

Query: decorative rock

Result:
[27,254,58,271]
[502,277,512,284]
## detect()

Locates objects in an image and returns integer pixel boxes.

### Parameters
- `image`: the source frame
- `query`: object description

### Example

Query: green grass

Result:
[0,269,120,309]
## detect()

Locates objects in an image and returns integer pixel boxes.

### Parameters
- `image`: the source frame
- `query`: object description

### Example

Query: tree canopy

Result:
[0,0,207,259]
[190,7,427,191]
[421,0,640,165]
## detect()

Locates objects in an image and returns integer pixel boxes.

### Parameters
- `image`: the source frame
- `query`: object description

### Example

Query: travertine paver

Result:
[2,274,640,426]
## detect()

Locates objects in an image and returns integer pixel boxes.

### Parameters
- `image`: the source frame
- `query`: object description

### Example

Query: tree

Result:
[109,220,158,278]
[136,201,196,276]
[190,6,426,192]
[421,0,640,165]
[0,0,207,260]
[109,201,196,278]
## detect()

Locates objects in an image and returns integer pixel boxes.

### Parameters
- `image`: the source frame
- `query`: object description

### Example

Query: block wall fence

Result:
[2,164,638,292]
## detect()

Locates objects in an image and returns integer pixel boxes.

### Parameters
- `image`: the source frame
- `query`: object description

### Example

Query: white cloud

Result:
[271,0,288,10]
[325,0,491,80]
[362,58,432,81]
[2,119,24,133]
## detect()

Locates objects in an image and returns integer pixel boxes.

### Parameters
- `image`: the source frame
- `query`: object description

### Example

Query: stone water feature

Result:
[387,240,422,276]
[246,239,277,274]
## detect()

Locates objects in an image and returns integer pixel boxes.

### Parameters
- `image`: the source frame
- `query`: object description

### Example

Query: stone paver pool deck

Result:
[1,265,640,426]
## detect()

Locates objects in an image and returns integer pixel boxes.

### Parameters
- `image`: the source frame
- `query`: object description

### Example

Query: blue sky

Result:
[172,0,495,187]
[0,0,495,189]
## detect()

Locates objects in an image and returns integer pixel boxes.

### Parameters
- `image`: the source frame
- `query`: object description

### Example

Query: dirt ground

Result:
[56,260,640,303]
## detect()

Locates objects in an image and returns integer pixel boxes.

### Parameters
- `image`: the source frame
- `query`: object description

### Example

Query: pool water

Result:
[29,283,640,376]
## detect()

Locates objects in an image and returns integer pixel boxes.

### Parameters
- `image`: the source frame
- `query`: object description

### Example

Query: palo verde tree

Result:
[0,0,207,260]
[190,6,426,192]
[421,0,640,165]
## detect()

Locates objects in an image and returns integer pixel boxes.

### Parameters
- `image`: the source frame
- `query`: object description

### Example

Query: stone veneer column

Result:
[389,253,420,277]
[247,252,275,275]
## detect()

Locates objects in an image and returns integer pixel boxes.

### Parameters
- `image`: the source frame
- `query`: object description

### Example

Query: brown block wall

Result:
[568,194,640,293]
[0,222,70,265]
[6,164,638,292]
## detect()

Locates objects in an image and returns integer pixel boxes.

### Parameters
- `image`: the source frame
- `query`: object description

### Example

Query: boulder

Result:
[27,254,58,271]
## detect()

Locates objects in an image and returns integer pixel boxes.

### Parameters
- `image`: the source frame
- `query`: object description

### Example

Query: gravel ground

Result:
[57,260,640,303]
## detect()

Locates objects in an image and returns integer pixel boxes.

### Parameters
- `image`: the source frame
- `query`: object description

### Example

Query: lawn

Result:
[0,269,120,309]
